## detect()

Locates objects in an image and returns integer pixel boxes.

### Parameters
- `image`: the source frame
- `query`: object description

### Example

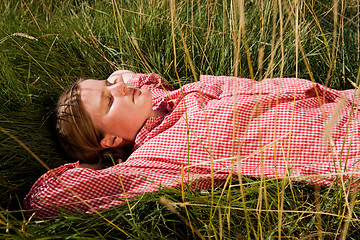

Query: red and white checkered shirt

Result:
[24,73,360,218]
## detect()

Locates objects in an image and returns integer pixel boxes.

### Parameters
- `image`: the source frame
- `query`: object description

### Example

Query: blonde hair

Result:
[56,79,131,165]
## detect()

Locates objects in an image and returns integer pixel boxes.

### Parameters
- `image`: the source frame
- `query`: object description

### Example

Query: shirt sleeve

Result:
[23,163,155,217]
[24,157,232,218]
[23,161,210,218]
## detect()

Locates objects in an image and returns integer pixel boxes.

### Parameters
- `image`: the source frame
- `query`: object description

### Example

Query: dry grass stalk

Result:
[170,0,198,82]
[325,0,339,85]
[159,196,205,240]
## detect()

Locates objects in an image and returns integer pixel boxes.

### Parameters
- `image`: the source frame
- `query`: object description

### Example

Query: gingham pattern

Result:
[24,74,360,218]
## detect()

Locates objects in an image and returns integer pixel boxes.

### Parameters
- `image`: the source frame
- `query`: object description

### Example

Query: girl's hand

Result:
[107,70,135,84]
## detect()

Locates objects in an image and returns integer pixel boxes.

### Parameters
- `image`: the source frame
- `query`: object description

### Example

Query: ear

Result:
[100,135,123,148]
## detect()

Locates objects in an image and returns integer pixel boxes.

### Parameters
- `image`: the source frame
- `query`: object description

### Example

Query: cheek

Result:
[101,114,125,135]
[142,91,153,106]
[141,89,152,99]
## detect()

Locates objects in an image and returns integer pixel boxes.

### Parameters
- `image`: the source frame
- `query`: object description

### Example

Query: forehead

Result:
[79,79,106,115]
[79,79,105,91]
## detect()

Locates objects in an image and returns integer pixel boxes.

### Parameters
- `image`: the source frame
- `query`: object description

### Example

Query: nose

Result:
[109,82,127,96]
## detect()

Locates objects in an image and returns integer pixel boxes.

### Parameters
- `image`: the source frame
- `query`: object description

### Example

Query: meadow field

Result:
[0,0,359,238]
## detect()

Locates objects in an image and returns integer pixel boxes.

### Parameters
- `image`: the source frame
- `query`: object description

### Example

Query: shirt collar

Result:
[132,114,166,151]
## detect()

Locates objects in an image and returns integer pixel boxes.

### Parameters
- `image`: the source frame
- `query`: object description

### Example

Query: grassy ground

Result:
[0,0,359,238]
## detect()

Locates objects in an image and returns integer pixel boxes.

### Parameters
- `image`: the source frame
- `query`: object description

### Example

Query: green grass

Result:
[0,0,359,238]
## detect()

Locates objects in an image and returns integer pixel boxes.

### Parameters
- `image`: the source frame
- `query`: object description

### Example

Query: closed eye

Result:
[108,95,113,111]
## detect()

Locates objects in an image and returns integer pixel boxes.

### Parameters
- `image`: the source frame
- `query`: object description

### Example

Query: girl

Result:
[25,70,360,218]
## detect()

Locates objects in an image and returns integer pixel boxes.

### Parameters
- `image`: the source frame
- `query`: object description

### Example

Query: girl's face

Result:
[79,79,155,145]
